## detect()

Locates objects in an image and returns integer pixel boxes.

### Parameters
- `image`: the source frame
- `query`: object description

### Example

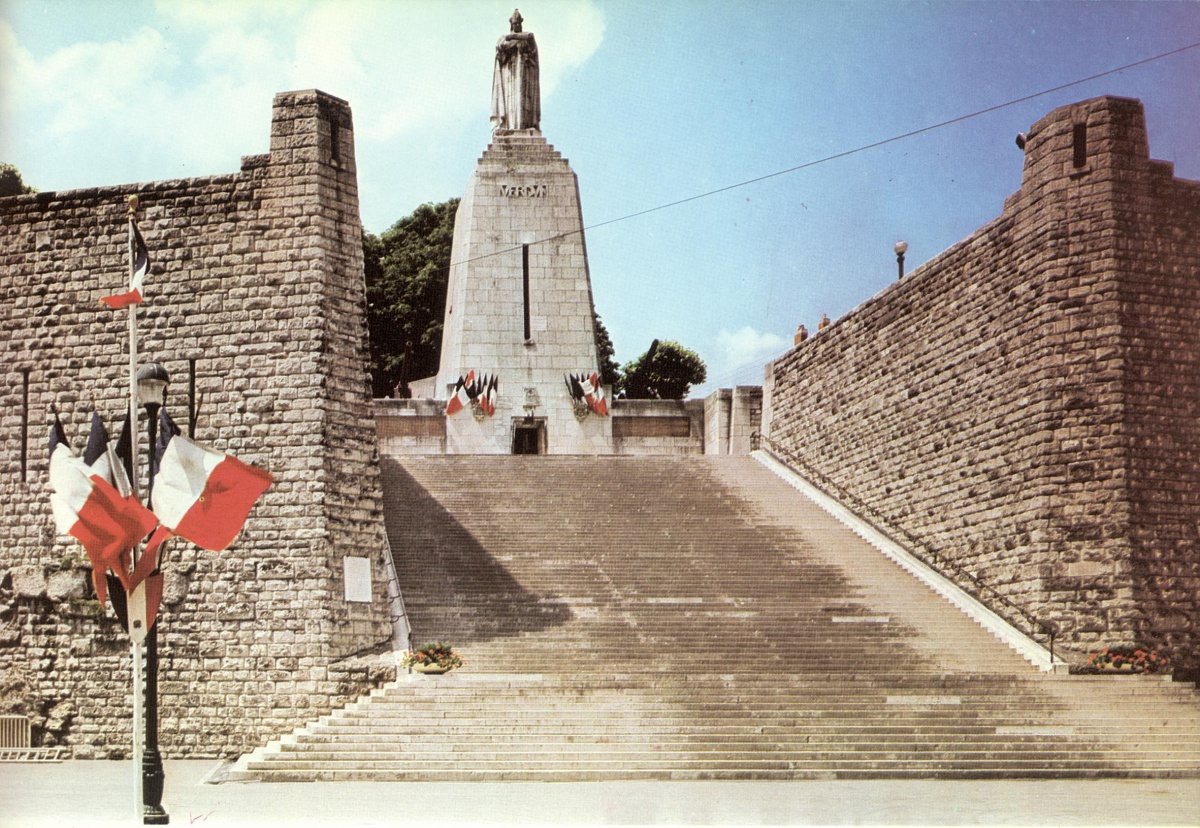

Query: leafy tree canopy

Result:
[620,339,707,400]
[593,312,621,390]
[363,199,459,397]
[0,164,35,197]
[363,197,620,399]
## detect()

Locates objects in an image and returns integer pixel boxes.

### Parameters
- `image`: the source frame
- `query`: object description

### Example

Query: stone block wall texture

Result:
[611,399,706,456]
[0,89,394,756]
[763,97,1200,670]
[729,386,763,456]
[374,399,447,456]
[704,390,732,456]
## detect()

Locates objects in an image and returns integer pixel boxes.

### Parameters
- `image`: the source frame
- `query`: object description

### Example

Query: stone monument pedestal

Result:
[437,131,613,454]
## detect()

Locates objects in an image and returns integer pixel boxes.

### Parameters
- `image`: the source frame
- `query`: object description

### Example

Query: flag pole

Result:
[127,194,145,819]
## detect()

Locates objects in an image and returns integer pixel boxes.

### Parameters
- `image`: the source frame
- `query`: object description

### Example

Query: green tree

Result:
[0,164,35,197]
[593,311,621,390]
[364,199,459,397]
[620,339,707,400]
[364,197,622,399]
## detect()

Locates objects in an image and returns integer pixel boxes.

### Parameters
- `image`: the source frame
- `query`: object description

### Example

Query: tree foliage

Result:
[363,197,621,399]
[0,164,35,197]
[363,199,459,397]
[593,312,621,390]
[620,339,707,400]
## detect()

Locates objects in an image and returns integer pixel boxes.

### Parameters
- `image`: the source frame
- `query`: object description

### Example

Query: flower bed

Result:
[1079,646,1167,674]
[400,642,464,673]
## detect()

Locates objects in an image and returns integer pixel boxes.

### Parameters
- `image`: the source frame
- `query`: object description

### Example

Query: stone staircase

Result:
[231,455,1200,781]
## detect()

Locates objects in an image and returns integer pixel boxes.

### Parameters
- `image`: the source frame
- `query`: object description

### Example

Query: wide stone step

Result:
[232,455,1200,782]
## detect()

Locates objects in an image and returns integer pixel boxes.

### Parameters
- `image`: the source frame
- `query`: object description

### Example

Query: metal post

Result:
[142,395,168,825]
[126,197,144,818]
[128,194,168,824]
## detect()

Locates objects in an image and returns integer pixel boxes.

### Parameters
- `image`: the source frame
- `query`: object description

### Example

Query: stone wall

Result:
[374,399,447,456]
[0,89,394,756]
[763,97,1200,671]
[703,387,762,456]
[611,399,706,456]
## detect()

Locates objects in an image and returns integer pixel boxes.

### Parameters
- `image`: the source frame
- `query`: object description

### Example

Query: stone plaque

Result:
[343,557,373,603]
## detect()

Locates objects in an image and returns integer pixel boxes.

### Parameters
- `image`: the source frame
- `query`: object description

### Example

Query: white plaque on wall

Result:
[343,556,373,603]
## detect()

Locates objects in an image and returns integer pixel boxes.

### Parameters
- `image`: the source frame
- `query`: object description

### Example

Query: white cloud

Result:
[18,26,176,139]
[2,1,604,194]
[0,20,33,151]
[688,326,787,397]
[716,326,787,369]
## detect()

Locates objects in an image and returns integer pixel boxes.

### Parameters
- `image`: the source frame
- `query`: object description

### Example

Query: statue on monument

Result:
[491,9,540,132]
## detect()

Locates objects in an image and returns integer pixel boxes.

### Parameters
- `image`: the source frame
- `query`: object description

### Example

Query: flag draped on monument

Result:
[446,370,476,416]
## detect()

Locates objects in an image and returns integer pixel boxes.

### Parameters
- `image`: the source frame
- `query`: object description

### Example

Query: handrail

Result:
[380,529,414,654]
[755,433,1058,664]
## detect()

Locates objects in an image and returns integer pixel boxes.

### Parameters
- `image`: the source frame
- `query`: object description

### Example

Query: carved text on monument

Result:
[499,182,546,198]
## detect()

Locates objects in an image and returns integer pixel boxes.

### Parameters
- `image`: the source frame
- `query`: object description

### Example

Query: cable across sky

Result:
[448,39,1200,273]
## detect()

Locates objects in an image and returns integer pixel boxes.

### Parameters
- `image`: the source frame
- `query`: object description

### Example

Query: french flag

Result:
[589,372,608,416]
[101,220,150,309]
[579,372,608,416]
[49,412,158,605]
[483,374,498,416]
[445,370,475,416]
[151,410,273,552]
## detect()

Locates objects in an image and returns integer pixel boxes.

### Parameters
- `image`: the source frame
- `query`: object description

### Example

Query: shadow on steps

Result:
[381,456,571,645]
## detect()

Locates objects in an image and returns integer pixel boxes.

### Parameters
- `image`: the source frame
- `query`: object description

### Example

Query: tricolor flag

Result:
[445,370,475,416]
[579,373,602,415]
[48,412,158,605]
[101,220,150,309]
[483,374,498,416]
[152,410,273,552]
[588,372,608,416]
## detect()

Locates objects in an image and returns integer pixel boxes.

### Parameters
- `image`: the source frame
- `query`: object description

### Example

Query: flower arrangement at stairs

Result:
[1083,646,1167,674]
[401,642,464,675]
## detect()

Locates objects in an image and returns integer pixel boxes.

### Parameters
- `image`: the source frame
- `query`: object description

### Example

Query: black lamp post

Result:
[894,240,908,280]
[135,361,170,825]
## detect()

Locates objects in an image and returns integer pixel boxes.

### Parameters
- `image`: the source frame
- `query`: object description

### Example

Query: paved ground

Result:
[0,761,1197,827]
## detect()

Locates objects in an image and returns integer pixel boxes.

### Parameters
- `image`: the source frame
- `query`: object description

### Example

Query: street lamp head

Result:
[136,362,171,410]
[894,240,908,257]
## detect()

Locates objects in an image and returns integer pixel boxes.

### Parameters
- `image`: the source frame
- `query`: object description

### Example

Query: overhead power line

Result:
[446,39,1200,272]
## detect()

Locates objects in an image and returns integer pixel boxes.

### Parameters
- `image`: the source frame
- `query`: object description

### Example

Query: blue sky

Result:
[3,1,1199,396]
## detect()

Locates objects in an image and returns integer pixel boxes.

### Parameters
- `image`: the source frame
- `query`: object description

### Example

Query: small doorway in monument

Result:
[512,420,546,455]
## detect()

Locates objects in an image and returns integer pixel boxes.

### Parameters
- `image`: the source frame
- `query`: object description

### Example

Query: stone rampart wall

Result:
[764,97,1199,670]
[0,90,394,756]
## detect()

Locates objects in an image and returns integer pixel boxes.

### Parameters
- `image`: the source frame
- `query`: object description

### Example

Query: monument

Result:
[434,11,613,454]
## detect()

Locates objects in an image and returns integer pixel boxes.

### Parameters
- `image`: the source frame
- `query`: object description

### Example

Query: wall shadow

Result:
[380,456,571,644]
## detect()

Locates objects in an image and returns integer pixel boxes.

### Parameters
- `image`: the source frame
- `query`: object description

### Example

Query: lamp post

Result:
[135,361,170,826]
[894,240,908,280]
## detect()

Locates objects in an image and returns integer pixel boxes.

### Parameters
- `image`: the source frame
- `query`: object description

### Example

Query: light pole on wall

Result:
[135,361,170,826]
[894,240,908,280]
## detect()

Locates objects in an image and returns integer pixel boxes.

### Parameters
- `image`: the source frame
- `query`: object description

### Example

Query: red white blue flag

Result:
[582,372,608,416]
[101,220,150,309]
[49,411,158,604]
[446,370,476,416]
[151,410,273,552]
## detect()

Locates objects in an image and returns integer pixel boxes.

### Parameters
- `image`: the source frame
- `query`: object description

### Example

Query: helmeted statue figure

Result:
[490,9,540,132]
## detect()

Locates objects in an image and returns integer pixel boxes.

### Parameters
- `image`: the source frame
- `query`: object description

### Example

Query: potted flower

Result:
[401,642,464,675]
[1085,646,1167,674]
